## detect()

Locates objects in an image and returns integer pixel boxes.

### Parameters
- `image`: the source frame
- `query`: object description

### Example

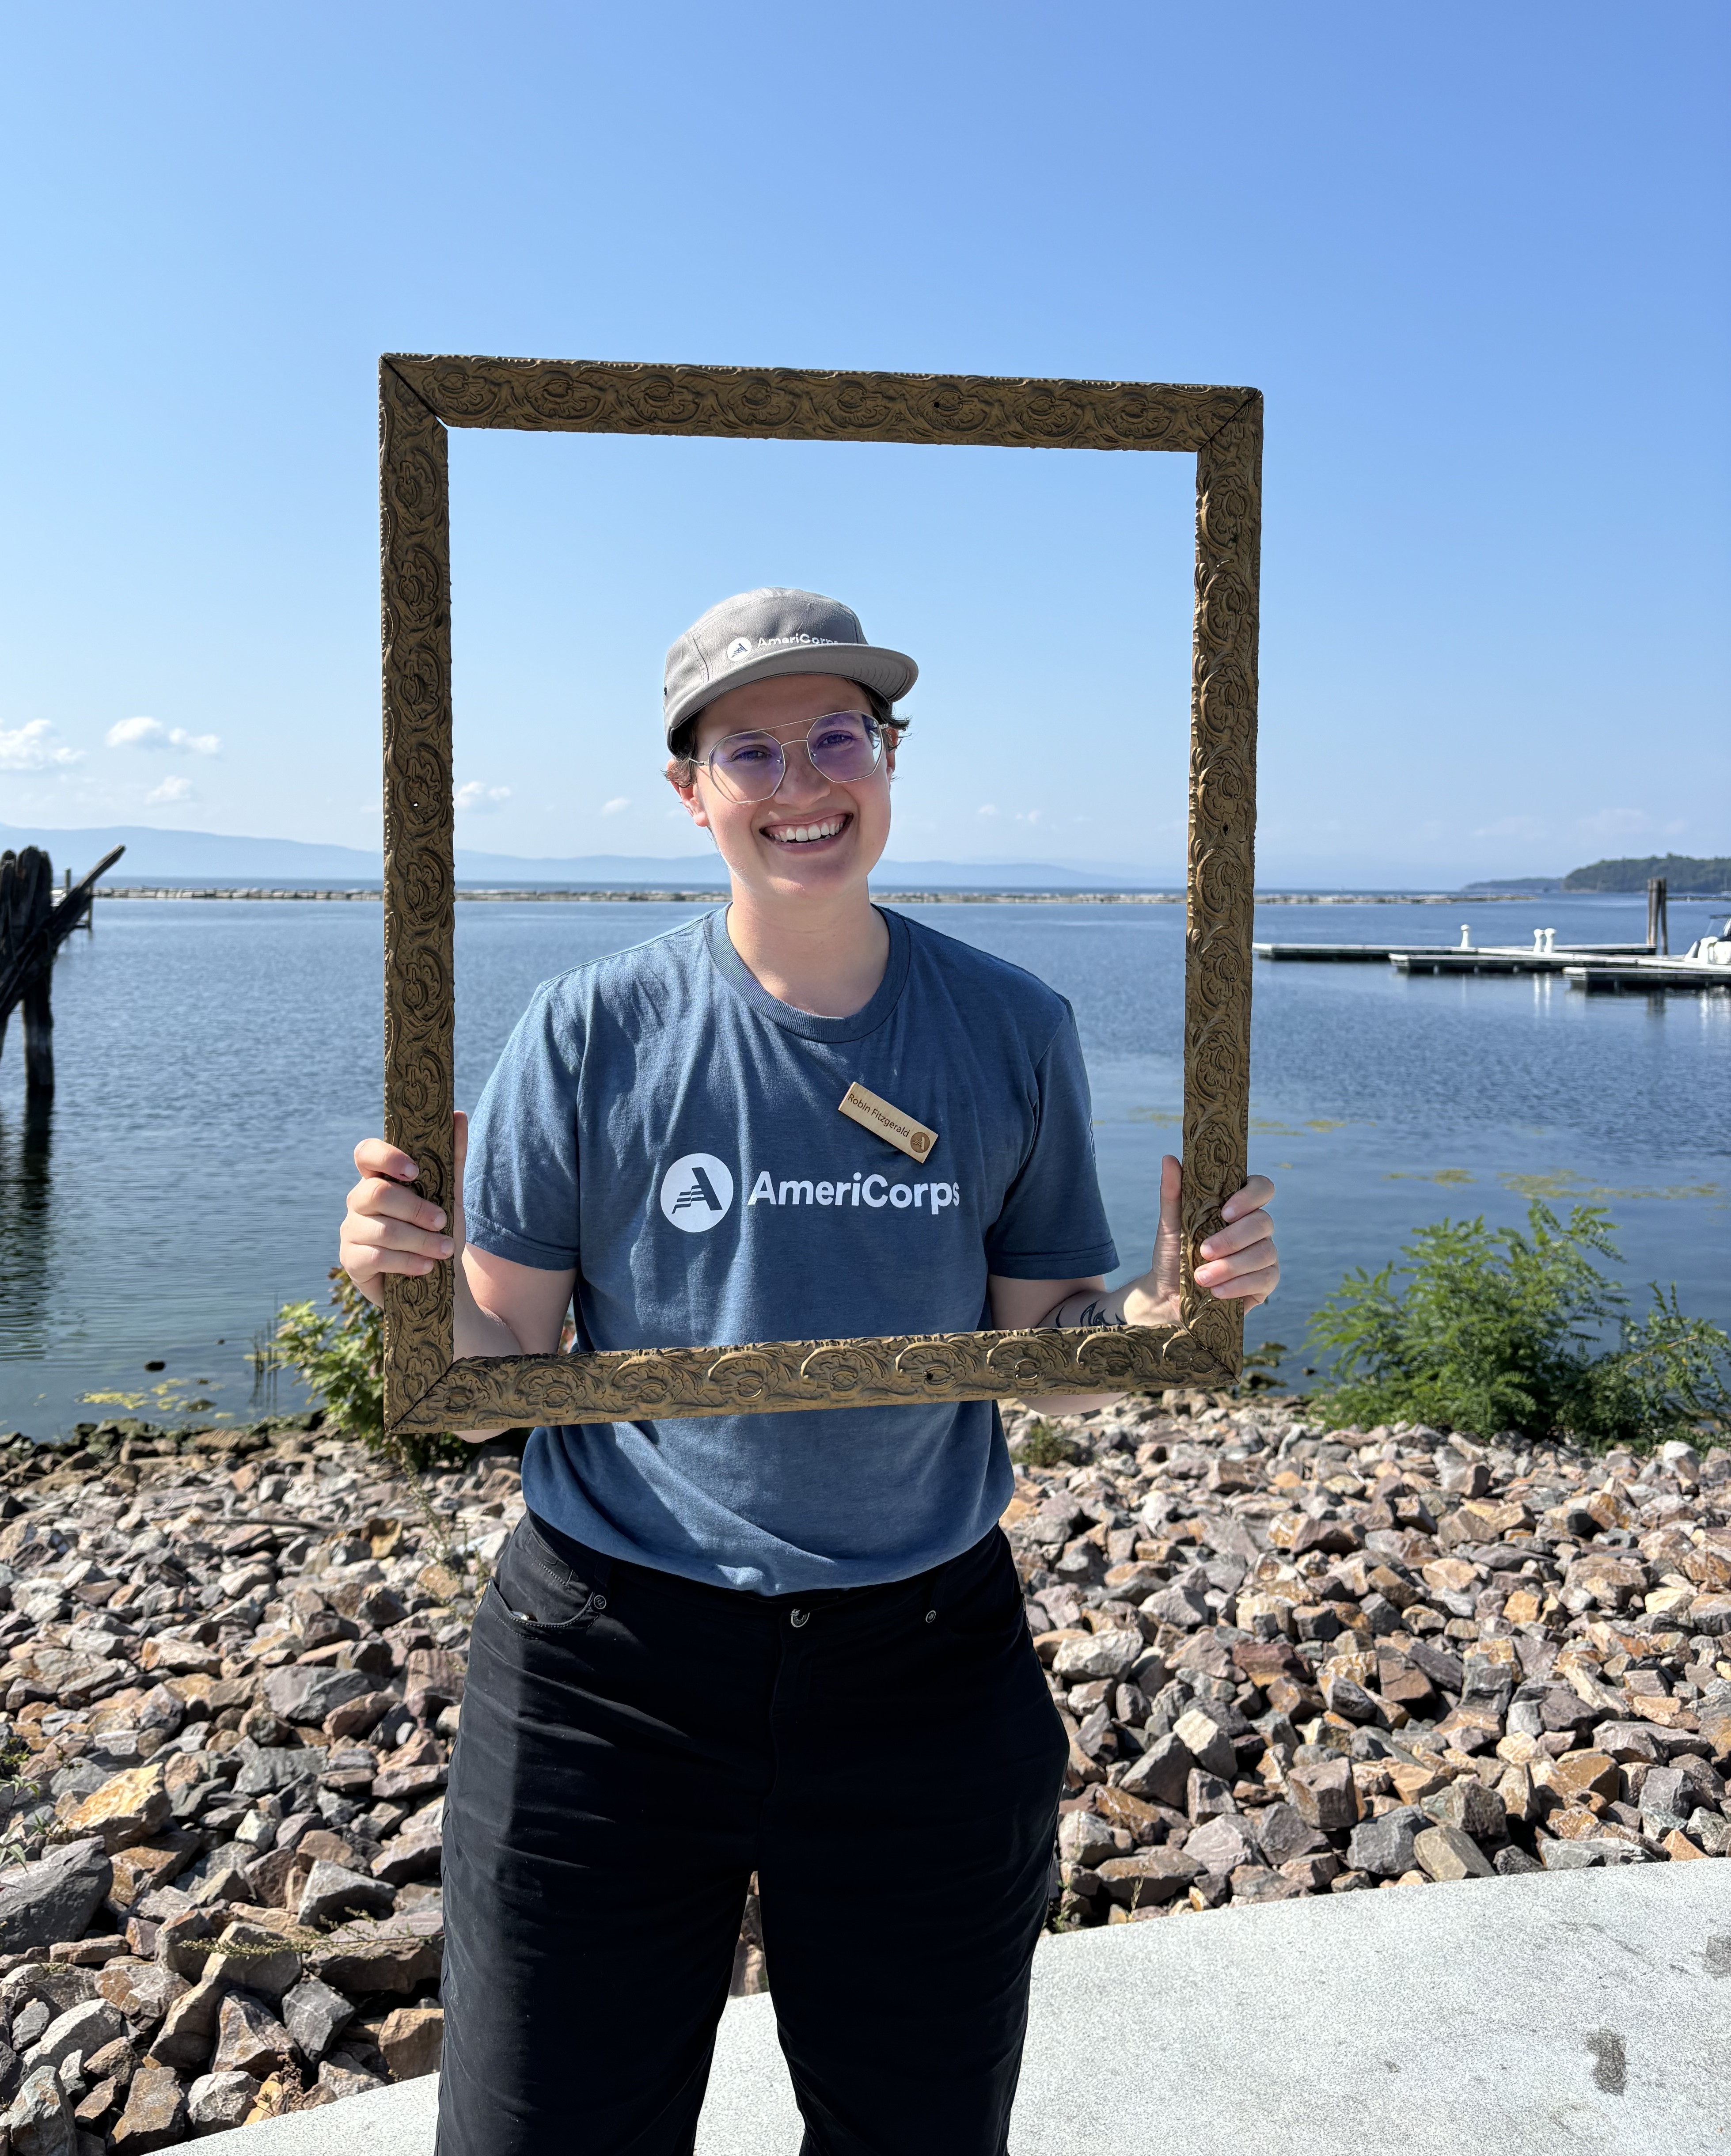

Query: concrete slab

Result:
[223,1864,1731,2154]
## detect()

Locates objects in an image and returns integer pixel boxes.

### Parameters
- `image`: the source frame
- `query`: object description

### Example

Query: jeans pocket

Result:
[936,1530,1026,1643]
[488,1516,612,1633]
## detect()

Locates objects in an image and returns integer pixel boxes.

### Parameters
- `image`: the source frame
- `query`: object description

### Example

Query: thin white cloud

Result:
[976,804,998,818]
[106,716,221,755]
[1574,806,1654,839]
[455,781,512,813]
[602,797,631,816]
[1472,814,1548,841]
[0,720,84,771]
[146,775,197,806]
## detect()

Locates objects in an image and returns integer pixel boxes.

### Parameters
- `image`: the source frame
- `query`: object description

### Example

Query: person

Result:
[339,588,1279,2156]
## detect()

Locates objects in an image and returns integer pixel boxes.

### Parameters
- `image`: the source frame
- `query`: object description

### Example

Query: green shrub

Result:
[274,1268,465,1471]
[1305,1201,1730,1450]
[1010,1420,1088,1469]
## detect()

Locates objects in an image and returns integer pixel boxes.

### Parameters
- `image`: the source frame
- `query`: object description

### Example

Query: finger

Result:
[1220,1175,1276,1222]
[1197,1210,1272,1263]
[343,1248,437,1279]
[1149,1155,1185,1300]
[354,1138,421,1183]
[352,1179,448,1233]
[345,1217,455,1261]
[1201,1263,1280,1305]
[1195,1235,1277,1287]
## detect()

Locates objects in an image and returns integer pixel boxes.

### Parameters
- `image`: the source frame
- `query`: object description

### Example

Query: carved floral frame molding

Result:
[379,355,1261,1435]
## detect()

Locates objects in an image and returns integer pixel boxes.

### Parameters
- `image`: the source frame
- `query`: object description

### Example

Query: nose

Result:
[770,742,834,808]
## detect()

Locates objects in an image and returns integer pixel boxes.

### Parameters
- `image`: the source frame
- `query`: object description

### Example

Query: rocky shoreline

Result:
[1002,1393,1730,1929]
[0,1393,1722,2148]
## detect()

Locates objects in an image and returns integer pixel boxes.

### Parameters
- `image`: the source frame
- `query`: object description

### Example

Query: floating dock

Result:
[1565,959,1731,994]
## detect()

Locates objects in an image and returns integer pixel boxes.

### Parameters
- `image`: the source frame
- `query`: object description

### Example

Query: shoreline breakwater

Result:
[0,1388,1722,2145]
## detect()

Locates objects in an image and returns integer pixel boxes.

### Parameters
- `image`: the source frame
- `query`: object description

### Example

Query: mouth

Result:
[762,813,850,849]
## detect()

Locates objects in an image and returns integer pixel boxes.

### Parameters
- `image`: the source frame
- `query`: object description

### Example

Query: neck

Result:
[724,881,889,1017]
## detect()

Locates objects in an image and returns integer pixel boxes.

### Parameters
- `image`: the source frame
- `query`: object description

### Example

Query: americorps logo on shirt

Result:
[659,1153,736,1233]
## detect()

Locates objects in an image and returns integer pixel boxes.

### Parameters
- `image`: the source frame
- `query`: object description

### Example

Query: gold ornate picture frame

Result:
[379,355,1260,1436]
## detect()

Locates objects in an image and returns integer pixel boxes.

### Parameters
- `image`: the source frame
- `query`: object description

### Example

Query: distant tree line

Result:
[1561,853,1731,893]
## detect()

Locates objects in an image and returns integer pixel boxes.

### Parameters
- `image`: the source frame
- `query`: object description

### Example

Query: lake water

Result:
[2,892,1725,1435]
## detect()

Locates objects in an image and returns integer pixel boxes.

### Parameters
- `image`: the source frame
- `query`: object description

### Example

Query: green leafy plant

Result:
[1305,1202,1730,1450]
[1010,1419,1088,1470]
[0,1735,48,1869]
[274,1268,465,1471]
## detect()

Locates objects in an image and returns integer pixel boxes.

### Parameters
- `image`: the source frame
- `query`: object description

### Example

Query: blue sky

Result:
[1,1,1725,885]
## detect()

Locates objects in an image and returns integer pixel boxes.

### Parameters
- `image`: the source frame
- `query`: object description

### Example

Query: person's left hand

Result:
[1123,1154,1279,1325]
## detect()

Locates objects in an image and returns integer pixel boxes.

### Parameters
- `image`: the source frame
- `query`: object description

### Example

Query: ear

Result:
[666,758,711,831]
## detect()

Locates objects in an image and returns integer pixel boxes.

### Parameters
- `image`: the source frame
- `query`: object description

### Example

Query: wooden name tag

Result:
[838,1082,939,1165]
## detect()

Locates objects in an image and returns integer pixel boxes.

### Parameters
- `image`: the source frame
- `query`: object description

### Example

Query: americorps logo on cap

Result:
[722,633,845,664]
[659,1153,735,1233]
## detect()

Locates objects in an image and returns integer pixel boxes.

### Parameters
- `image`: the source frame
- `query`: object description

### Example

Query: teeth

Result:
[769,818,844,844]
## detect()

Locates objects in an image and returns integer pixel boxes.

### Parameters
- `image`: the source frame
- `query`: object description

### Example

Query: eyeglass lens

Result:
[708,713,881,802]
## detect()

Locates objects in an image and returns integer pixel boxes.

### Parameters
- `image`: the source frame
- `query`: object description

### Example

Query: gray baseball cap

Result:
[663,587,918,747]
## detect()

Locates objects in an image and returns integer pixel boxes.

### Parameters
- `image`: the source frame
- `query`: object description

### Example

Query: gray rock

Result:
[1184,1815,1256,1873]
[1640,1765,1695,1820]
[186,2067,261,2132]
[1057,1813,1118,1869]
[1141,1583,1212,1629]
[262,1666,373,1727]
[1248,1802,1328,1867]
[1494,1844,1544,1874]
[1185,1770,1237,1824]
[296,1859,396,1927]
[1051,1630,1143,1683]
[231,1739,328,1802]
[146,1973,230,2072]
[1688,1809,1731,1857]
[1348,1807,1427,1878]
[1117,1732,1192,1808]
[1539,1837,1602,1870]
[0,1840,113,1955]
[6,2062,75,2156]
[1170,1709,1236,1779]
[1423,1778,1507,1842]
[281,1976,353,2063]
[23,1998,124,2074]
[1323,1677,1384,1726]
[10,2001,50,2050]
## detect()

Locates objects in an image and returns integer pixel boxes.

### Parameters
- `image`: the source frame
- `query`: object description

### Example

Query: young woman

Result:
[340,588,1278,2156]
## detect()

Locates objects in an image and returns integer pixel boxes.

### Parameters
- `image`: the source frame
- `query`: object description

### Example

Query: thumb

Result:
[1151,1154,1184,1303]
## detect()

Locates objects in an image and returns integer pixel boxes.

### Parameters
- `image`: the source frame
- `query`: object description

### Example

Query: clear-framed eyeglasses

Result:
[701,710,884,804]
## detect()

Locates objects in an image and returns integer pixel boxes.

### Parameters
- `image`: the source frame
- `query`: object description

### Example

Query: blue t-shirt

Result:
[465,906,1116,1594]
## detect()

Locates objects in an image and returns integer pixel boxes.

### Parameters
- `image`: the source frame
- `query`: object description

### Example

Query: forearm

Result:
[454,1272,527,1359]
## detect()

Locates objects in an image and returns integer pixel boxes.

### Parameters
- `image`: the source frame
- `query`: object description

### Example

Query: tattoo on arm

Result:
[1045,1294,1126,1330]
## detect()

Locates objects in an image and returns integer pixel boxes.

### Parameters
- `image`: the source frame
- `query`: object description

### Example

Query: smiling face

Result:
[667,672,897,906]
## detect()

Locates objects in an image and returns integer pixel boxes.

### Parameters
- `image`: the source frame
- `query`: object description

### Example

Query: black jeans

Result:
[438,1515,1067,2156]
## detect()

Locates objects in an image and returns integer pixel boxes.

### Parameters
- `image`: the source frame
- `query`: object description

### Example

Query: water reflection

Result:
[0,1098,53,1362]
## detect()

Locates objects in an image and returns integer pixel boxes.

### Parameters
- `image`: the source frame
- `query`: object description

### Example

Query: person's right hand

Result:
[340,1112,467,1308]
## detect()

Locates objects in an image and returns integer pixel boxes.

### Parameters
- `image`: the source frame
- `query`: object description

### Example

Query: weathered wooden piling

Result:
[0,843,125,1095]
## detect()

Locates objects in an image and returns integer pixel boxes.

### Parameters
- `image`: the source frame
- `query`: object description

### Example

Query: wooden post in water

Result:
[1647,877,1669,956]
[0,849,54,1095]
[0,843,125,1096]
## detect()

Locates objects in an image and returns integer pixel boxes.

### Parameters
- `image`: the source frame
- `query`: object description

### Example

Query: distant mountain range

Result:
[0,822,1176,891]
